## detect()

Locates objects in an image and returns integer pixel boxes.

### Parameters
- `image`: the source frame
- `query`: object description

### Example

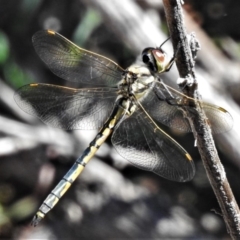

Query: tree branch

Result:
[162,0,240,238]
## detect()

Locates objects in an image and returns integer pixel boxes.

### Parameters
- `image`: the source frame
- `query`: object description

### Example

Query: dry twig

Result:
[162,0,240,238]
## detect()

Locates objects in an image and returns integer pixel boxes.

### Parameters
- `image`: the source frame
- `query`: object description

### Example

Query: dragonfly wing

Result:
[14,83,117,130]
[32,30,124,87]
[141,82,233,134]
[111,109,195,182]
[140,86,192,132]
[199,103,233,134]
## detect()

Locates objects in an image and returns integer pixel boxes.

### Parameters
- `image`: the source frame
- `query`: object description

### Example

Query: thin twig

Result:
[162,0,240,238]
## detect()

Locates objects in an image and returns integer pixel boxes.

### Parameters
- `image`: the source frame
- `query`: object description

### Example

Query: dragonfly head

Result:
[142,47,172,74]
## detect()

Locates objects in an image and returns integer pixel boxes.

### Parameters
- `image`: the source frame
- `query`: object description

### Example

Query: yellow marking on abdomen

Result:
[63,163,85,183]
[95,128,112,146]
[52,180,72,198]
[44,193,60,207]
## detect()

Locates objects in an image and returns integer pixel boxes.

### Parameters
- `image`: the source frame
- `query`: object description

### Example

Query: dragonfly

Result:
[14,30,232,226]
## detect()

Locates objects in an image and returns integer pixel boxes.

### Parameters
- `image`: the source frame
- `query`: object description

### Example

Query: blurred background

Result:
[0,0,240,239]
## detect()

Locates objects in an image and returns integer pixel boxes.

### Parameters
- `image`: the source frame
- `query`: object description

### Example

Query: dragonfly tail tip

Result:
[31,212,44,227]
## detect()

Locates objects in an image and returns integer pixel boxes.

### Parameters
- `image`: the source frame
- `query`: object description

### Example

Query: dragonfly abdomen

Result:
[31,102,127,226]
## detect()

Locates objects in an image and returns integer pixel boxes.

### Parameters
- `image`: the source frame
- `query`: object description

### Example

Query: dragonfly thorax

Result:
[119,65,155,100]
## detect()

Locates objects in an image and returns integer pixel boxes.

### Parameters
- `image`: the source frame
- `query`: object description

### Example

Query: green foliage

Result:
[73,8,102,46]
[4,60,33,88]
[0,31,9,65]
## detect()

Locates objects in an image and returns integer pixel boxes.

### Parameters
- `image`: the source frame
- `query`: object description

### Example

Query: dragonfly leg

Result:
[154,80,177,102]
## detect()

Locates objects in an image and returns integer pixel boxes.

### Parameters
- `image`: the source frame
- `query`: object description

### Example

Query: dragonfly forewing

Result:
[140,81,233,134]
[14,83,117,130]
[32,30,124,87]
[198,103,233,134]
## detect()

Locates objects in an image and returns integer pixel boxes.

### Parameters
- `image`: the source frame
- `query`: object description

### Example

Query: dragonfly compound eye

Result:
[141,47,157,72]
[152,49,166,64]
[152,49,169,73]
